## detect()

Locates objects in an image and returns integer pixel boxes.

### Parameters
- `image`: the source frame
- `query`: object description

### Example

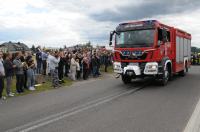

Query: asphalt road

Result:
[0,66,200,132]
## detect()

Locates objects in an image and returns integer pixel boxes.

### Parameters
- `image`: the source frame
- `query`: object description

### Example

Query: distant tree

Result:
[191,46,200,53]
[86,41,93,48]
[59,48,63,51]
[31,45,36,53]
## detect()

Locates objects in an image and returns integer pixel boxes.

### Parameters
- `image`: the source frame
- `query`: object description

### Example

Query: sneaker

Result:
[32,87,36,90]
[1,96,6,100]
[29,87,33,91]
[8,93,14,97]
[31,86,36,91]
[29,87,34,91]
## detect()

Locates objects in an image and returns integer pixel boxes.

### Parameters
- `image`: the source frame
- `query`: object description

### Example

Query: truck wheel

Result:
[122,75,131,84]
[160,66,170,86]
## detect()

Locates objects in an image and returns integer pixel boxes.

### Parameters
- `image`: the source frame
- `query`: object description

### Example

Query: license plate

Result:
[129,63,139,66]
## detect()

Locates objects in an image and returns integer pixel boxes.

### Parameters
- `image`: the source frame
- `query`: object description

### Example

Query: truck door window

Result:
[158,28,170,42]
[158,28,163,41]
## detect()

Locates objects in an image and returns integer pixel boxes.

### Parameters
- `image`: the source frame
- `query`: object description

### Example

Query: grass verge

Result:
[2,76,73,98]
[100,65,113,73]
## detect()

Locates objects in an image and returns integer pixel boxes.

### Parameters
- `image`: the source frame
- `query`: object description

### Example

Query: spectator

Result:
[91,54,98,77]
[96,53,101,76]
[82,54,89,80]
[47,52,51,76]
[0,51,6,100]
[103,51,109,72]
[76,59,81,80]
[64,52,70,77]
[58,51,65,83]
[70,54,77,81]
[27,58,36,91]
[13,52,25,94]
[4,53,15,97]
[20,51,28,89]
[42,50,48,75]
[36,48,42,74]
[77,53,83,78]
[49,51,60,88]
[26,52,32,62]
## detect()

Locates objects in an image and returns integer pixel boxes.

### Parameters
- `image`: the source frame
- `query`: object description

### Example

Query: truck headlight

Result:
[113,62,123,73]
[114,62,121,68]
[146,65,157,70]
[144,62,158,74]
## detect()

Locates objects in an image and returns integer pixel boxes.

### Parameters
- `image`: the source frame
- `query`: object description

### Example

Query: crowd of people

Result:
[192,53,200,65]
[0,47,113,100]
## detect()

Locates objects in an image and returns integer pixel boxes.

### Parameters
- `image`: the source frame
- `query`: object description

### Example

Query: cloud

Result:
[91,0,200,22]
[0,0,200,47]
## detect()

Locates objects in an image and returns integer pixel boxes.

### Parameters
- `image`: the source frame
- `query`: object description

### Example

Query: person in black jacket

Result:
[4,53,16,97]
[64,53,70,77]
[58,51,65,83]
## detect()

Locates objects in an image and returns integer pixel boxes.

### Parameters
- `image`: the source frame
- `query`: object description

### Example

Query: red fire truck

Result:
[109,20,191,85]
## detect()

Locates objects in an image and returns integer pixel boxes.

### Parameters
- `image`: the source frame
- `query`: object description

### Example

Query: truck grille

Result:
[119,53,147,60]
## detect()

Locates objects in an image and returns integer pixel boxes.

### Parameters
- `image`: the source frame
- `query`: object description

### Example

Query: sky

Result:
[0,0,200,48]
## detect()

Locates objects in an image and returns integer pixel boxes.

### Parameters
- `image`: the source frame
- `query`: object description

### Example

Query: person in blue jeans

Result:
[13,52,25,94]
[27,58,36,91]
[4,53,16,97]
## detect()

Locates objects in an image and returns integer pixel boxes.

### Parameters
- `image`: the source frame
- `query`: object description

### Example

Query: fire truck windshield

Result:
[116,29,155,48]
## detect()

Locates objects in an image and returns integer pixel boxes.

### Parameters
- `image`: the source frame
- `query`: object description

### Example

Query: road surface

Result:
[0,66,200,132]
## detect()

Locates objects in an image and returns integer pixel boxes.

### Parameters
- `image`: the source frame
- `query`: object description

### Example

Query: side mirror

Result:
[109,31,114,46]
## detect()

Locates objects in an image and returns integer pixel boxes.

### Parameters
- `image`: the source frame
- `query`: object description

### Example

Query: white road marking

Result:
[6,87,142,132]
[183,96,200,132]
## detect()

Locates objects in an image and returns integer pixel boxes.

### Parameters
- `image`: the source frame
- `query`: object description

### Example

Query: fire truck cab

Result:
[109,20,191,85]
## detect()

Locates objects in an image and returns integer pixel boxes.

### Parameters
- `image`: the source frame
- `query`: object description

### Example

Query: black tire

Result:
[122,75,131,84]
[160,66,170,86]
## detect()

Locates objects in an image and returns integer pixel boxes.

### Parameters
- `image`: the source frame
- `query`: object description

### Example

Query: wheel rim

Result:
[164,69,169,82]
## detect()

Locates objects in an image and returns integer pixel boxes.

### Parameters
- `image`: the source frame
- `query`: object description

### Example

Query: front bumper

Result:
[113,62,159,77]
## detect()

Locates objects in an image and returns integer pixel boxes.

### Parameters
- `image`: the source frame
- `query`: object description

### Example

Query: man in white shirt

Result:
[0,51,6,100]
[48,51,60,88]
